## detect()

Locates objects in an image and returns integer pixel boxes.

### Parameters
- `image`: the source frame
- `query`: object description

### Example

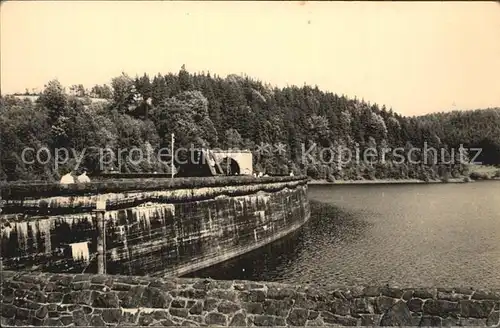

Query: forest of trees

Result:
[1,67,499,182]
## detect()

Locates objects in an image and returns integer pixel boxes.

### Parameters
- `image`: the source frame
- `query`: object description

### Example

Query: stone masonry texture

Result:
[1,270,499,327]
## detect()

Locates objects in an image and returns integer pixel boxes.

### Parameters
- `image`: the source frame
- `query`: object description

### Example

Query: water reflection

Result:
[185,182,500,287]
[183,201,371,286]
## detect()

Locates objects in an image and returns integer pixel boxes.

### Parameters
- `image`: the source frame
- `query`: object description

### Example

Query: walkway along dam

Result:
[1,176,499,326]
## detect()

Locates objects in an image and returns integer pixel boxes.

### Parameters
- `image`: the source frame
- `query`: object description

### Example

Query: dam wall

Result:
[1,270,499,327]
[0,176,310,277]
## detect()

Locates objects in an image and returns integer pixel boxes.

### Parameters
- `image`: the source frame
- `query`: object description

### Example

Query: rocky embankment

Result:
[1,271,499,327]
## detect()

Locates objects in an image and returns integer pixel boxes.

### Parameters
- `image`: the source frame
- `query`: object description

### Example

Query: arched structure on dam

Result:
[219,157,240,175]
[211,149,253,176]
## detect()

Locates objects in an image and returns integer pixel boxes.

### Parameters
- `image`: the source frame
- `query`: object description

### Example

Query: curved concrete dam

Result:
[0,176,310,277]
[1,270,499,327]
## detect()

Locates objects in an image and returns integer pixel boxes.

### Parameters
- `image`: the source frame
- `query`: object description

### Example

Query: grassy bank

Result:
[468,164,500,180]
[308,178,468,185]
[309,164,500,185]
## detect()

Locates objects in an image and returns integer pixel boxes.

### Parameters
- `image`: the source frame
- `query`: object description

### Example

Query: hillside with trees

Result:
[417,109,500,166]
[1,67,499,182]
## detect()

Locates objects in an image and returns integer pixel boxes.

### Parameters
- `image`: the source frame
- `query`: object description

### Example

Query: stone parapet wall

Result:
[1,179,307,215]
[2,270,499,327]
[0,176,306,201]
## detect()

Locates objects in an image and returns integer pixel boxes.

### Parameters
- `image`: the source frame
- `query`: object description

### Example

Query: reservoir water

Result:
[185,181,500,287]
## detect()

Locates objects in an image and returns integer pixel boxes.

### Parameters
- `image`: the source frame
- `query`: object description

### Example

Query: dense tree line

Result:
[1,67,498,181]
[418,109,500,166]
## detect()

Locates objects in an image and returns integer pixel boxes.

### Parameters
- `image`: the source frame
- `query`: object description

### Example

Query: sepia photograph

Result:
[1,1,499,327]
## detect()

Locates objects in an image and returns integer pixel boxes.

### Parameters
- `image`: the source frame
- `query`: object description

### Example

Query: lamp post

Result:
[94,198,107,274]
[171,133,175,179]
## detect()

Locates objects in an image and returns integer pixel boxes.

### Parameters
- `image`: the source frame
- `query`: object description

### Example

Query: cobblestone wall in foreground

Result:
[1,270,499,327]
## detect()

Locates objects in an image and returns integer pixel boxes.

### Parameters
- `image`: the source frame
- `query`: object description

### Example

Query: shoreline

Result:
[308,178,475,185]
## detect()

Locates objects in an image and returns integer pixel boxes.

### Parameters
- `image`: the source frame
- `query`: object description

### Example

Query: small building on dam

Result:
[211,149,253,176]
[174,148,253,177]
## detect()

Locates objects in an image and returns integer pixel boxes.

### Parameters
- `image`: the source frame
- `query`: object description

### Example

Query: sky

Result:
[1,1,499,116]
